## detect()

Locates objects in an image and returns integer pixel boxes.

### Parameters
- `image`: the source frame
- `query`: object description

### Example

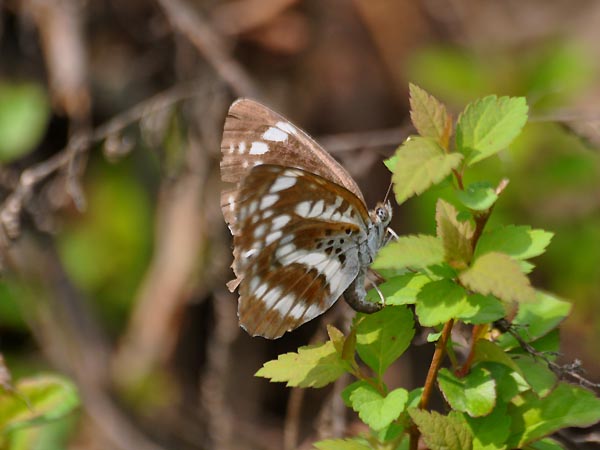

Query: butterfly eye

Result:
[376,206,389,222]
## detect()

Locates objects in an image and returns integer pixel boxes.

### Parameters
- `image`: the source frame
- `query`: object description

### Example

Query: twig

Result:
[410,319,455,450]
[318,124,412,154]
[500,320,600,393]
[155,0,261,98]
[201,290,239,449]
[212,0,300,36]
[284,386,305,450]
[418,319,455,411]
[0,81,207,244]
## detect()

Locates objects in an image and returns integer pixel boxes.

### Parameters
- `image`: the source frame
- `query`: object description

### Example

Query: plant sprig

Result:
[255,84,600,450]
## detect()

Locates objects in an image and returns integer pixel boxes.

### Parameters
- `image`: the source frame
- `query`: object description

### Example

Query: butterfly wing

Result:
[233,165,371,338]
[220,98,365,232]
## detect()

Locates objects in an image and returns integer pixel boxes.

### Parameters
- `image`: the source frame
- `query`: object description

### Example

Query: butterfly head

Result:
[367,201,393,255]
[371,201,393,228]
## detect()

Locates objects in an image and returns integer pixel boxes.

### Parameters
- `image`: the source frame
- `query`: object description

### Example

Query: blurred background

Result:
[0,0,599,449]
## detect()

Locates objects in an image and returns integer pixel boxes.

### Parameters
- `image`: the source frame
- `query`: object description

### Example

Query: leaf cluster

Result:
[0,374,80,447]
[255,85,600,449]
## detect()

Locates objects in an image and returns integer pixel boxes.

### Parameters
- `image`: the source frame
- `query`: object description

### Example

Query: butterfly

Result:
[220,99,392,339]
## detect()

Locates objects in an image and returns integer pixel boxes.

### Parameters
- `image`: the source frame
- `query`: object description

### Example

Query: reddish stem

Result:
[410,319,455,450]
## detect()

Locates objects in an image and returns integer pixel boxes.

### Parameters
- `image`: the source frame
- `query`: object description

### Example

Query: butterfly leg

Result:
[367,274,386,306]
[343,268,382,314]
[385,227,399,244]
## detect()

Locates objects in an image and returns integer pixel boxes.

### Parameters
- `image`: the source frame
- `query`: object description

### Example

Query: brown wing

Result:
[220,98,365,233]
[232,165,371,338]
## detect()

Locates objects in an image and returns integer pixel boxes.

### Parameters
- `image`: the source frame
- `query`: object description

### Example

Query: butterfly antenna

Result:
[383,179,393,204]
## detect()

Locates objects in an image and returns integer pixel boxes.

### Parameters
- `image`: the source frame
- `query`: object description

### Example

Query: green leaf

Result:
[255,341,348,388]
[474,340,523,376]
[456,95,528,166]
[480,362,529,403]
[456,181,499,211]
[513,356,557,397]
[384,154,398,172]
[375,421,405,443]
[459,252,536,303]
[507,383,600,447]
[407,388,424,408]
[438,367,496,417]
[409,409,473,450]
[497,291,571,350]
[345,382,408,430]
[355,306,414,377]
[427,331,442,342]
[416,279,489,327]
[327,325,345,355]
[525,438,566,450]
[313,438,371,450]
[436,199,474,268]
[0,82,50,162]
[7,415,76,450]
[466,402,511,450]
[475,225,554,260]
[391,137,463,204]
[409,83,451,146]
[461,294,506,324]
[366,273,432,305]
[512,329,560,356]
[373,235,444,271]
[0,374,79,434]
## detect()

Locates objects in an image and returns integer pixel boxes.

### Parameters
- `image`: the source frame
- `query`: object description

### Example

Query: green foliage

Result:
[436,199,474,268]
[475,225,554,260]
[459,252,536,303]
[365,273,430,305]
[355,307,414,377]
[497,291,571,351]
[409,409,473,450]
[455,95,528,166]
[343,382,408,430]
[506,383,600,447]
[372,234,444,270]
[437,367,496,417]
[456,182,498,211]
[416,280,488,327]
[465,402,511,450]
[408,83,451,147]
[0,374,80,445]
[313,438,371,450]
[256,85,600,450]
[389,137,462,204]
[255,341,349,388]
[0,82,50,162]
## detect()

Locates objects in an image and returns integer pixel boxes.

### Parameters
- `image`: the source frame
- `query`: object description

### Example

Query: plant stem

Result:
[452,169,464,190]
[409,319,455,450]
[456,324,484,377]
[419,319,454,409]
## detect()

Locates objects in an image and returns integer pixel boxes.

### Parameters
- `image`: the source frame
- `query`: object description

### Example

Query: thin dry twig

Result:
[318,124,412,154]
[155,0,261,98]
[21,0,90,118]
[496,319,600,393]
[211,0,299,36]
[201,290,239,450]
[0,81,207,245]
